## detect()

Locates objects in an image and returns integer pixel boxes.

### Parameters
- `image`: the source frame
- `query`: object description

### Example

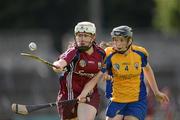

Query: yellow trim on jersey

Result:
[132,45,149,57]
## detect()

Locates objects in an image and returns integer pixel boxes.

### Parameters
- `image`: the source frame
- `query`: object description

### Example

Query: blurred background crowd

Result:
[0,0,180,120]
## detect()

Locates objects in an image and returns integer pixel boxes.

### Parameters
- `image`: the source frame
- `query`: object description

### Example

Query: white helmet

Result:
[74,21,96,35]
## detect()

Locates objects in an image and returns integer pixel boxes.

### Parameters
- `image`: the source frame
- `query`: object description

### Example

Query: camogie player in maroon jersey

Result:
[53,21,105,120]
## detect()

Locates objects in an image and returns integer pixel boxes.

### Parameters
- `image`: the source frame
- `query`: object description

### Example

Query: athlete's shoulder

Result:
[67,46,77,52]
[60,47,78,58]
[132,44,149,56]
[94,44,106,57]
[104,47,114,56]
[95,44,105,52]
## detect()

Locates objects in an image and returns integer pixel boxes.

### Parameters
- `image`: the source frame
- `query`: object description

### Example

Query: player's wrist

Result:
[52,61,62,72]
[154,89,160,96]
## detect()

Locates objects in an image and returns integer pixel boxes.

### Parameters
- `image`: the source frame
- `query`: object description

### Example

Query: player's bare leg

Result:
[71,118,78,120]
[106,115,123,120]
[124,116,139,120]
[77,103,97,120]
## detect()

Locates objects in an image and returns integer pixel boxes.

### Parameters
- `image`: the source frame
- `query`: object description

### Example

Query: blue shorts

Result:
[106,98,147,120]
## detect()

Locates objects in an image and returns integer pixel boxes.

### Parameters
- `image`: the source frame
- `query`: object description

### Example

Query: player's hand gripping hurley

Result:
[12,95,91,115]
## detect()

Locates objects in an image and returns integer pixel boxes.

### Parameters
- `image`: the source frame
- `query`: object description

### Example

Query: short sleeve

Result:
[132,45,149,67]
[59,47,78,65]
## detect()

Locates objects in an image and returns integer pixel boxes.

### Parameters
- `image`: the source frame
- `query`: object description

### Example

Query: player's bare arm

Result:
[77,71,104,101]
[143,63,169,103]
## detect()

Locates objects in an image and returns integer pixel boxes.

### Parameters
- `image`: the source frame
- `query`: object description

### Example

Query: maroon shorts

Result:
[57,91,100,119]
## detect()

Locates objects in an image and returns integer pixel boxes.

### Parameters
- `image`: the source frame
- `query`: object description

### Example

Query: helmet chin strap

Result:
[75,39,93,52]
[116,47,128,54]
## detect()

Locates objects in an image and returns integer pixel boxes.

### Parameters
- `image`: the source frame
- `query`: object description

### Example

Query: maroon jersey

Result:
[57,44,105,119]
[59,45,105,98]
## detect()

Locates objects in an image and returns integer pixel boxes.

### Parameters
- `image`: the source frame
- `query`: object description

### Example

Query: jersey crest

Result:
[134,62,139,70]
[113,63,120,71]
[79,59,87,67]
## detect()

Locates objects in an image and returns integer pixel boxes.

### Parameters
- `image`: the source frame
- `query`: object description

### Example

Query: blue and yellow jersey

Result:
[103,45,149,103]
[104,47,115,98]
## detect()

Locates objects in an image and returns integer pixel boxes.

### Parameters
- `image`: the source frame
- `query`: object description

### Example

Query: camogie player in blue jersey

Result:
[78,25,169,120]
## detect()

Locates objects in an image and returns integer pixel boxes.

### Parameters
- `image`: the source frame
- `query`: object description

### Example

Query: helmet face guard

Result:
[111,26,133,53]
[74,22,96,52]
[75,34,95,52]
[111,26,132,38]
